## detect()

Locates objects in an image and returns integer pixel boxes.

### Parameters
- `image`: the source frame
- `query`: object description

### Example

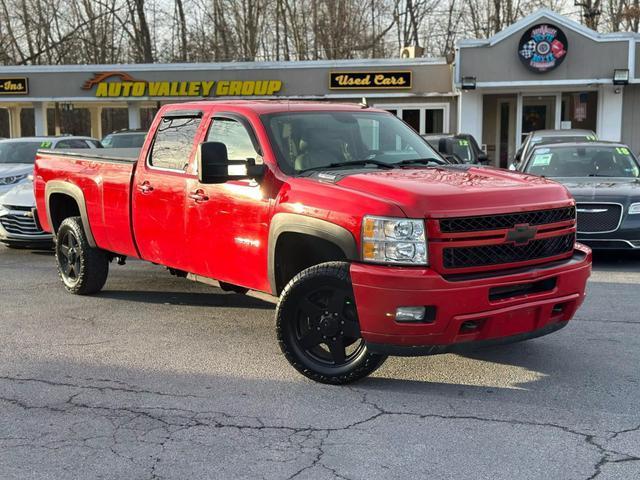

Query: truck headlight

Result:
[362,216,427,265]
[629,202,640,214]
[0,174,28,186]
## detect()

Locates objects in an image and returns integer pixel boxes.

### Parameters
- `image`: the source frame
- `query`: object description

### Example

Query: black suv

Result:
[422,133,488,165]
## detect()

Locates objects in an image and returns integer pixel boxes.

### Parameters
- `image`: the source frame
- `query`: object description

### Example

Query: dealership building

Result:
[0,58,456,141]
[2,8,640,167]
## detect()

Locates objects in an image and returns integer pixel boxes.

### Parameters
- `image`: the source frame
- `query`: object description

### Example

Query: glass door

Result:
[521,95,556,142]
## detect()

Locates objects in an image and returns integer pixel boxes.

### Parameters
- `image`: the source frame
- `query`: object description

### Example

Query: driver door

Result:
[186,114,273,292]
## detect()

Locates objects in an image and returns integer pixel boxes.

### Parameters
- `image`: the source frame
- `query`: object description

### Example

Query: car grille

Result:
[576,203,622,233]
[443,233,575,269]
[439,206,575,233]
[0,209,47,236]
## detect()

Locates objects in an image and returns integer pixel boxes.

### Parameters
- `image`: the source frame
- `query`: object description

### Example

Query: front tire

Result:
[276,262,387,384]
[55,216,109,295]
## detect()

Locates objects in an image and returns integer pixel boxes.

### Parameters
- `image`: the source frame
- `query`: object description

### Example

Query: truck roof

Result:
[165,100,386,115]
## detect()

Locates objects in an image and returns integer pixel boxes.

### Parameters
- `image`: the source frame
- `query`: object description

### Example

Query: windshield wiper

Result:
[393,157,448,167]
[299,159,395,173]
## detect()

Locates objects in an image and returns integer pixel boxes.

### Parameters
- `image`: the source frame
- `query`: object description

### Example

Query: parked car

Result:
[423,133,488,164]
[519,141,640,250]
[0,179,53,248]
[33,101,591,384]
[0,136,101,197]
[0,136,100,248]
[101,129,147,148]
[510,129,597,170]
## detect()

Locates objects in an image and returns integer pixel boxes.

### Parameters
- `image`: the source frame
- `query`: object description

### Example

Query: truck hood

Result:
[553,177,640,203]
[327,166,573,218]
[0,180,35,208]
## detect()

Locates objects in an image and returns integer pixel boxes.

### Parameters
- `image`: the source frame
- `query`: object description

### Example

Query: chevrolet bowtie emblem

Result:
[505,224,537,245]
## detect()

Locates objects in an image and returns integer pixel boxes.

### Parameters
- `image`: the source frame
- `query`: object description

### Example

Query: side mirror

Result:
[438,137,450,154]
[197,141,265,184]
[477,152,489,165]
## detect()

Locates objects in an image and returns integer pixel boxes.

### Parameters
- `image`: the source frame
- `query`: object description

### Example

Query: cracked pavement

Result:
[1,248,639,479]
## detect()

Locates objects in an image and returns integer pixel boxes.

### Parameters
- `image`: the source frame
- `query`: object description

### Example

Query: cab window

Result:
[55,139,91,149]
[149,116,201,171]
[206,117,259,162]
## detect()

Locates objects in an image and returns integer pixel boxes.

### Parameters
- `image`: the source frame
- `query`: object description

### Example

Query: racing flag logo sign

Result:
[518,24,568,73]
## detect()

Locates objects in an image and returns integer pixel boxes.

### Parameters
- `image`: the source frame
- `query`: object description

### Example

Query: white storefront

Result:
[456,9,637,167]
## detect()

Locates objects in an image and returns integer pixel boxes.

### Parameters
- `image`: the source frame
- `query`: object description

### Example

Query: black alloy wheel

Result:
[55,216,109,295]
[58,229,82,285]
[295,286,364,367]
[276,262,387,384]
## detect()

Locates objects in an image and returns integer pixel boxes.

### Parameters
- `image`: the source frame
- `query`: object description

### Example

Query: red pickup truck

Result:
[34,101,592,384]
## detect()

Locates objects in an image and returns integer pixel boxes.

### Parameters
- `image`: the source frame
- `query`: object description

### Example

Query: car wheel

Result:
[276,261,387,384]
[55,216,109,295]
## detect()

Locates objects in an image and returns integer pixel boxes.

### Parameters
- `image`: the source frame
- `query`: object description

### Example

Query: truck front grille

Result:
[443,233,575,269]
[576,203,622,233]
[439,206,575,233]
[0,212,47,236]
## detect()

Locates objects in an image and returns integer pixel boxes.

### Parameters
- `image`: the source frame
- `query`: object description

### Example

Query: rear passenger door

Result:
[132,112,202,269]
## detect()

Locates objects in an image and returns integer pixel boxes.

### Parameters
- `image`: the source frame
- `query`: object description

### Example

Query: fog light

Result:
[395,306,426,322]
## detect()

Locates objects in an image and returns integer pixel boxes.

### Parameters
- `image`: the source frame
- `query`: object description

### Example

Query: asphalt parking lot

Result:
[1,247,639,480]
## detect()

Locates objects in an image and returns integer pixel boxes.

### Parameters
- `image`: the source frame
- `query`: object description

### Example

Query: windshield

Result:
[261,111,441,173]
[530,135,595,148]
[525,145,640,178]
[102,133,146,148]
[0,141,42,164]
[451,139,473,163]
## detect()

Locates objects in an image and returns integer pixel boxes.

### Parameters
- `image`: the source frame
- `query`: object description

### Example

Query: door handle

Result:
[137,182,154,194]
[188,190,209,203]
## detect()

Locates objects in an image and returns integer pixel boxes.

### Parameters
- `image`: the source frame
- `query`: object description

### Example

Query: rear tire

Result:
[55,216,109,295]
[276,261,387,384]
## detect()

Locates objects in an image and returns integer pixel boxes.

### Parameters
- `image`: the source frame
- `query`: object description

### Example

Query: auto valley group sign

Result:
[81,72,283,97]
[518,24,568,73]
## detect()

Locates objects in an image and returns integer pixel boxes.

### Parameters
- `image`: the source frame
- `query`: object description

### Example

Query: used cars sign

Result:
[329,71,411,89]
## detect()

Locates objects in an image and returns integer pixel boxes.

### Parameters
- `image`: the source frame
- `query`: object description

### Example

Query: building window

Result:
[0,109,9,137]
[376,104,449,135]
[46,107,91,136]
[20,108,35,136]
[561,92,597,132]
[101,108,129,137]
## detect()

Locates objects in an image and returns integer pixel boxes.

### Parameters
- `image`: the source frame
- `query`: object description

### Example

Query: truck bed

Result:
[34,149,140,258]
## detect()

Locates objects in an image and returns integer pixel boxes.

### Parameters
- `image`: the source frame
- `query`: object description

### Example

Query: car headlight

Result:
[0,174,28,186]
[629,202,640,215]
[362,216,427,265]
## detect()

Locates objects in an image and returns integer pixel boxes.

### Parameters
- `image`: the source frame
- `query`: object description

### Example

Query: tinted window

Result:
[55,139,91,149]
[526,145,640,178]
[149,118,200,171]
[104,133,147,148]
[0,141,41,164]
[206,118,258,161]
[262,111,439,173]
